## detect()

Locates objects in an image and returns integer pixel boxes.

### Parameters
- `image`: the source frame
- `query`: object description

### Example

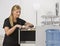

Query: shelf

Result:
[41,15,60,18]
[41,21,60,25]
[41,15,60,25]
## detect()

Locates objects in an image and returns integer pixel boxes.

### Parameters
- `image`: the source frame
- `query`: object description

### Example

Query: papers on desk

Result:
[21,28,35,31]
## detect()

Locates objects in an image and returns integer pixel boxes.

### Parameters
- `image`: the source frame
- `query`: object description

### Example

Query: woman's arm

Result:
[4,24,21,36]
[25,22,34,28]
[21,22,34,29]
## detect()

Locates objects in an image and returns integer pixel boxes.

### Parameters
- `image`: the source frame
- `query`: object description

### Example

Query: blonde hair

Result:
[9,5,21,27]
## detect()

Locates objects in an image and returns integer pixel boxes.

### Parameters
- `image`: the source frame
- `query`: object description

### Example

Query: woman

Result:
[3,5,34,46]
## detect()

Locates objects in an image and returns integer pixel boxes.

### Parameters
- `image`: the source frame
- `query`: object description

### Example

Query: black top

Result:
[3,18,26,45]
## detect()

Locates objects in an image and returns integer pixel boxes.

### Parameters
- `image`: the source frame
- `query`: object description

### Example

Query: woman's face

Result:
[12,9,21,19]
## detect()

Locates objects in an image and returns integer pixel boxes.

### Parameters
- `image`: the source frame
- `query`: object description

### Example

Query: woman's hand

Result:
[15,24,22,29]
[22,25,29,29]
[25,22,34,28]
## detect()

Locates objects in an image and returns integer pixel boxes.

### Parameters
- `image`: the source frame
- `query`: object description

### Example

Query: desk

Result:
[20,29,35,41]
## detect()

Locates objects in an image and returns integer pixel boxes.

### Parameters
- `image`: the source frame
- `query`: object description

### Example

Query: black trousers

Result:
[3,44,20,46]
[3,42,20,46]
